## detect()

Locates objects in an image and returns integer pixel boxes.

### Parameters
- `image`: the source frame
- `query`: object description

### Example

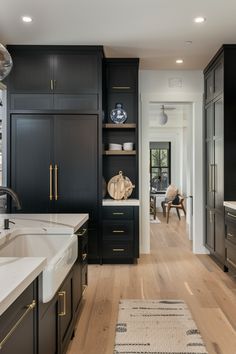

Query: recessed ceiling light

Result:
[176,59,184,64]
[22,16,32,23]
[194,17,206,23]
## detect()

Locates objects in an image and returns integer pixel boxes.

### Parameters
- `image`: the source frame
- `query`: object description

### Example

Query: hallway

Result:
[68,214,236,354]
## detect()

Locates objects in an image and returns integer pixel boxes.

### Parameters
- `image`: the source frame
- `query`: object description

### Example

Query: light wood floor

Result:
[67,213,236,354]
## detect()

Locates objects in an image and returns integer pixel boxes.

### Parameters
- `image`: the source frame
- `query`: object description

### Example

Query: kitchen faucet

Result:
[0,187,21,210]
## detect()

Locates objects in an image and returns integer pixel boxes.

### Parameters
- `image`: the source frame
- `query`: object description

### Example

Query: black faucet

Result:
[0,187,22,210]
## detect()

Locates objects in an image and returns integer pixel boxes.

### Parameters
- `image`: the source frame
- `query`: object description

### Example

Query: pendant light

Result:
[159,105,168,125]
[0,43,13,81]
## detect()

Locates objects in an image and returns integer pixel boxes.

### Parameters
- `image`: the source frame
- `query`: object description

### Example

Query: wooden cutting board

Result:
[107,171,135,200]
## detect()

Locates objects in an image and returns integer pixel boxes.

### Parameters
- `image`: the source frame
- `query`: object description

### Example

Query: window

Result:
[150,142,171,193]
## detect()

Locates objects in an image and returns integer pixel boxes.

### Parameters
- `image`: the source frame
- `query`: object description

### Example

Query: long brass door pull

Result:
[55,164,58,201]
[49,164,53,200]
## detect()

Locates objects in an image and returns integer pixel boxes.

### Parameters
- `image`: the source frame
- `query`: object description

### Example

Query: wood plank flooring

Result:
[67,213,236,354]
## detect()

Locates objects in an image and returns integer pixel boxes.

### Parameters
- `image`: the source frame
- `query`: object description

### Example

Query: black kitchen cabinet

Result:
[7,45,103,111]
[101,59,139,263]
[0,281,37,354]
[225,207,236,272]
[11,114,53,213]
[204,45,236,270]
[10,114,98,220]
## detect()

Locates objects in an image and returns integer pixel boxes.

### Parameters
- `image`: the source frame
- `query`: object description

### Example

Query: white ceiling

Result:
[1,0,236,69]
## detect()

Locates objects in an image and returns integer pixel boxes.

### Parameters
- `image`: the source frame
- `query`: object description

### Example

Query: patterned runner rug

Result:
[114,300,208,354]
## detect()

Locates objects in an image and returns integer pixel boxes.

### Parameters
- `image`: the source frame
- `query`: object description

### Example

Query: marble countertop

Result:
[223,201,236,210]
[102,198,140,206]
[0,213,88,316]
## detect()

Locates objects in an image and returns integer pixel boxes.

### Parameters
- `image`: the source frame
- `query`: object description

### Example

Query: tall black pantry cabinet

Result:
[7,45,104,262]
[204,45,236,270]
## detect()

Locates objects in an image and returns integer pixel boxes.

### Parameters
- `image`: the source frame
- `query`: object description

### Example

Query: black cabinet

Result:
[225,207,236,272]
[10,114,98,219]
[0,281,37,354]
[102,59,139,264]
[102,206,139,263]
[204,45,236,269]
[7,45,103,111]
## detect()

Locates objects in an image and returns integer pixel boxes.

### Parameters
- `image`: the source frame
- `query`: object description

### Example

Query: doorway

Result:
[140,94,205,255]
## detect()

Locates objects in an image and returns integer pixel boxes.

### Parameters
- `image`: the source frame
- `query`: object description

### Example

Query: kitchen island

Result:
[0,213,88,354]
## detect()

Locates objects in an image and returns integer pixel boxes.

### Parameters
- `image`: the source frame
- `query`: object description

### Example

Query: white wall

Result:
[139,70,207,254]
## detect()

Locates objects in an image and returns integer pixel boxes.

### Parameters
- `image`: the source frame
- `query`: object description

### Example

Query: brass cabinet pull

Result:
[227,233,234,239]
[112,248,125,252]
[112,86,131,90]
[227,212,236,219]
[49,164,53,200]
[58,291,66,316]
[50,79,54,90]
[78,228,87,237]
[112,230,125,233]
[82,253,87,261]
[54,164,58,201]
[0,300,36,350]
[112,212,124,215]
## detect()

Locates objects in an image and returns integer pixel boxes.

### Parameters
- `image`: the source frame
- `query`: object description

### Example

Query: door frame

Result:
[140,92,208,254]
[0,82,7,186]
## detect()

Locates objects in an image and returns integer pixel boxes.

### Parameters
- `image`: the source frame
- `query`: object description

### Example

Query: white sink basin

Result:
[0,233,78,302]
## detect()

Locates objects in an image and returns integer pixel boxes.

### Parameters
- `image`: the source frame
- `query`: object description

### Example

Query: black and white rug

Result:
[114,300,208,354]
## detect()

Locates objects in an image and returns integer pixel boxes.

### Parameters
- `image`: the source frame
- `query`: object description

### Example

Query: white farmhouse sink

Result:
[0,233,78,302]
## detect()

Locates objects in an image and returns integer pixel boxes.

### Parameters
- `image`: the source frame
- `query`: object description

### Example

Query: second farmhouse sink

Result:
[0,233,78,302]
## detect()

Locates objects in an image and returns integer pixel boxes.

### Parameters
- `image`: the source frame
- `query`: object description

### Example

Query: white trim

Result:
[140,92,208,255]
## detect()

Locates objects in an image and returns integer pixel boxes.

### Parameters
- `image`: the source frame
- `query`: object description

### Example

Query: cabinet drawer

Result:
[225,208,236,223]
[225,221,236,245]
[103,220,133,240]
[103,206,133,220]
[226,239,236,269]
[10,94,53,110]
[103,241,133,258]
[54,94,98,111]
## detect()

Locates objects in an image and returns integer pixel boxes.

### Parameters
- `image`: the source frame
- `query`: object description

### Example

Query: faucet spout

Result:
[0,187,21,210]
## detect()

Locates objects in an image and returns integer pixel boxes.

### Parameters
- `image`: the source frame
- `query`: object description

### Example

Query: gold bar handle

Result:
[112,86,131,90]
[50,79,54,91]
[112,230,125,233]
[49,164,53,200]
[0,300,36,350]
[227,212,236,219]
[77,228,87,237]
[58,291,66,316]
[112,212,124,215]
[55,164,58,201]
[82,253,87,261]
[112,248,124,252]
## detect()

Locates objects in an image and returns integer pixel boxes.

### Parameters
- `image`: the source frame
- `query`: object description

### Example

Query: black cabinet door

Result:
[214,98,224,212]
[54,115,98,220]
[11,115,54,212]
[8,52,53,93]
[205,104,214,208]
[53,54,98,94]
[206,209,215,250]
[215,211,225,261]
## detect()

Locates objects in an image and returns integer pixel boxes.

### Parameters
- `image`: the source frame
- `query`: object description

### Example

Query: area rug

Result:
[114,300,208,354]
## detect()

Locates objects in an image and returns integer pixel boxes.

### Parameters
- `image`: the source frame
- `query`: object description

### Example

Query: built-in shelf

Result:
[103,123,136,129]
[103,150,136,155]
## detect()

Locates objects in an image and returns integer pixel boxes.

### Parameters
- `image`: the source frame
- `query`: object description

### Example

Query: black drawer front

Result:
[54,94,98,111]
[225,208,236,222]
[225,221,236,245]
[225,239,236,269]
[103,206,133,220]
[103,241,133,258]
[10,94,53,110]
[103,220,133,240]
[81,264,88,294]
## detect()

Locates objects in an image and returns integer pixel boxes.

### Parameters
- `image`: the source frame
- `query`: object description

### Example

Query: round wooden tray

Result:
[107,171,135,200]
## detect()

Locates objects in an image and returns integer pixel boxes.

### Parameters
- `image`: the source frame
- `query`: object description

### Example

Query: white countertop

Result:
[0,257,46,315]
[223,201,236,210]
[0,213,88,316]
[102,198,140,206]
